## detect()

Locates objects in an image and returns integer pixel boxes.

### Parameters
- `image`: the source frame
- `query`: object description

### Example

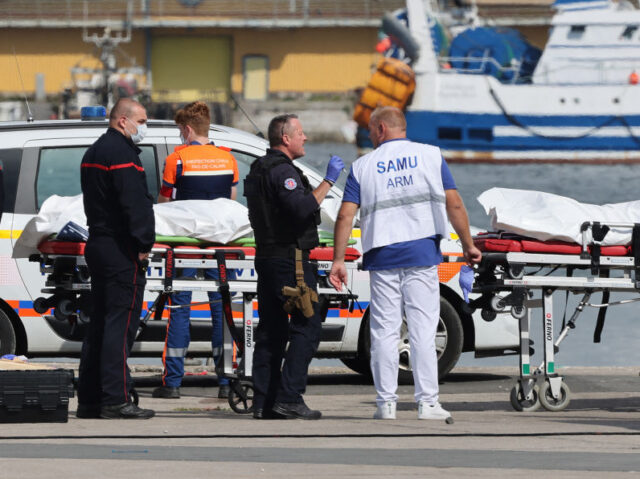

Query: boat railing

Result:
[533,59,640,85]
[439,52,640,85]
[438,54,522,83]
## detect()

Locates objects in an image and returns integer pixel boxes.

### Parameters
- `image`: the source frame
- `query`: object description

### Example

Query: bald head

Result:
[370,106,406,131]
[109,98,147,139]
[110,98,142,123]
[368,106,407,148]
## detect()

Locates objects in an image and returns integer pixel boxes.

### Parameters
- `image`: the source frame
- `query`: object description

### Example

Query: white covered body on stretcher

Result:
[27,196,360,414]
[469,188,640,413]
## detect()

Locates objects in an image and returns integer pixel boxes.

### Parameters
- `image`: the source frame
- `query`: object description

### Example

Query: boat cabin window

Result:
[621,25,638,40]
[469,128,493,142]
[438,127,462,141]
[568,25,586,40]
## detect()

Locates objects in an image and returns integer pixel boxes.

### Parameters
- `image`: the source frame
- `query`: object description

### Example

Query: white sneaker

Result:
[373,401,396,420]
[418,401,452,420]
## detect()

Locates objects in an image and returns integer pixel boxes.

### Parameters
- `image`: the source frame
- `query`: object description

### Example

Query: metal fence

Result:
[0,0,407,26]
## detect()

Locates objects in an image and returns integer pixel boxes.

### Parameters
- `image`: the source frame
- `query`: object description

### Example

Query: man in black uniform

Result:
[245,114,344,420]
[77,98,156,419]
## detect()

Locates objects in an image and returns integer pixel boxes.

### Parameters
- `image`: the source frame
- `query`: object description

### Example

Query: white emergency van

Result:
[0,114,519,381]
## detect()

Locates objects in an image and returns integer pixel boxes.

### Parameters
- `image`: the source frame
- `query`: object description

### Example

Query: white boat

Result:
[372,0,640,163]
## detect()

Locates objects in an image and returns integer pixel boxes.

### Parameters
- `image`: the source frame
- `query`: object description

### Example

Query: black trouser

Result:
[252,256,321,410]
[78,236,146,407]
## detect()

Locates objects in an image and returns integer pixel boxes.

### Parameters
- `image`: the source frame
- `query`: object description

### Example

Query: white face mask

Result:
[126,117,147,144]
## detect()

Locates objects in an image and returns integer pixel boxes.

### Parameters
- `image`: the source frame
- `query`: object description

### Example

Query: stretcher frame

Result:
[471,221,640,412]
[35,242,358,414]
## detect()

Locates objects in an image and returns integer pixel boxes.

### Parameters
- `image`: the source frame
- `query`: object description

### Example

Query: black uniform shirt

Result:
[81,127,155,253]
[263,149,319,225]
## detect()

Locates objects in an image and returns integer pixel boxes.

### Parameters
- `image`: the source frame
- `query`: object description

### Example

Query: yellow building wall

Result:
[230,28,379,93]
[0,27,378,97]
[0,29,145,95]
[149,26,380,95]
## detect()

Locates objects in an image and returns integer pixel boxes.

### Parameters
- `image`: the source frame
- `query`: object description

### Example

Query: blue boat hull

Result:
[405,110,640,161]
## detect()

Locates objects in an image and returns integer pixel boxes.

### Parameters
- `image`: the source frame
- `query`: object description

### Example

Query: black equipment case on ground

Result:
[0,369,74,423]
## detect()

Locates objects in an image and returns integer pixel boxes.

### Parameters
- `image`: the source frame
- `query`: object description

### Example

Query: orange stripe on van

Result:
[438,253,464,283]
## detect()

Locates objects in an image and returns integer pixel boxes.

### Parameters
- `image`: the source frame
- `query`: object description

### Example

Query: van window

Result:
[230,150,256,206]
[0,148,22,213]
[36,146,159,209]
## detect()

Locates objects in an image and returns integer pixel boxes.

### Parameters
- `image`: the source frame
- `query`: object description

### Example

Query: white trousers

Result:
[369,266,440,405]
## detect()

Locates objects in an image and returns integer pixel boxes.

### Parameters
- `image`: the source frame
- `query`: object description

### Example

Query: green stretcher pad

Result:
[154,233,355,247]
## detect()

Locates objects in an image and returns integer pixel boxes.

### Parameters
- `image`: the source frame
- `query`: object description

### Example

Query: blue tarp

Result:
[553,0,607,6]
[448,27,541,83]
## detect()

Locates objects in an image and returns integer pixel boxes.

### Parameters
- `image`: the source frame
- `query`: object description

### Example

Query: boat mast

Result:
[406,0,440,110]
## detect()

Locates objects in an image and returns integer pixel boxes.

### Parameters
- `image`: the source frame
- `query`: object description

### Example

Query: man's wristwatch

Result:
[323,178,334,186]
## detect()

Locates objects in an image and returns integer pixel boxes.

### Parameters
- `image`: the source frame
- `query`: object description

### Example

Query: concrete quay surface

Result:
[0,365,638,478]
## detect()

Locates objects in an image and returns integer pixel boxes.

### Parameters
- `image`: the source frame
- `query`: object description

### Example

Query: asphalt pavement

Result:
[0,365,638,478]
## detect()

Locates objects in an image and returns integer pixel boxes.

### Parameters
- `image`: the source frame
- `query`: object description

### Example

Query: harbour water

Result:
[304,142,640,368]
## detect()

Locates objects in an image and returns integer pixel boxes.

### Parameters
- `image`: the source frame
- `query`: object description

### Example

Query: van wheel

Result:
[0,309,16,355]
[341,297,464,383]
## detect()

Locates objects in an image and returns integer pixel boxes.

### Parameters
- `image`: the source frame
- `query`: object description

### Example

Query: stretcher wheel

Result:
[506,265,524,279]
[510,382,540,412]
[511,306,527,320]
[75,266,91,283]
[53,299,74,321]
[78,310,90,324]
[481,309,497,322]
[228,380,254,414]
[539,381,571,412]
[490,296,506,312]
[33,297,49,314]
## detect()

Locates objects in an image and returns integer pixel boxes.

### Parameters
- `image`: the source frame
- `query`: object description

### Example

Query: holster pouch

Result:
[282,249,319,318]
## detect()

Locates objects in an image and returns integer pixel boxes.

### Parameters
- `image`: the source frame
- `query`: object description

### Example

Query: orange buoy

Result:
[630,71,639,85]
[375,37,392,54]
[353,57,416,128]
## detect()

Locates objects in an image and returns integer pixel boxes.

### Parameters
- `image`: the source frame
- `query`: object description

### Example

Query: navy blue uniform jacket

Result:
[81,128,155,274]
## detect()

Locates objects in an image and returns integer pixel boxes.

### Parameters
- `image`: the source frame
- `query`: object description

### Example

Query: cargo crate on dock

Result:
[0,369,74,423]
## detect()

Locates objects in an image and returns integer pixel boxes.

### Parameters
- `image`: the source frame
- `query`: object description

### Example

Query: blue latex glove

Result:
[459,265,474,303]
[325,155,344,184]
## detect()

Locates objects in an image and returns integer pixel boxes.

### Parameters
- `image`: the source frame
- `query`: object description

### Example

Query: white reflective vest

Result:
[351,139,449,253]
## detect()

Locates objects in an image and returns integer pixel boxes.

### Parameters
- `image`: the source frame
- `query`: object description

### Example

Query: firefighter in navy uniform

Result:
[244,114,344,420]
[77,98,156,420]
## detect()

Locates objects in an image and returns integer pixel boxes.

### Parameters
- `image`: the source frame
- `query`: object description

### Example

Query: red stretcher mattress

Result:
[473,232,630,256]
[37,240,361,262]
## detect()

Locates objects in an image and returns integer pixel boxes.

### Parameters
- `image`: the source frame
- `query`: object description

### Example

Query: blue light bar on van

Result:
[80,106,107,120]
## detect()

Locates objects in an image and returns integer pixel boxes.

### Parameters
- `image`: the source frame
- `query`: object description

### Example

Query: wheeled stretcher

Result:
[471,221,640,412]
[32,239,360,414]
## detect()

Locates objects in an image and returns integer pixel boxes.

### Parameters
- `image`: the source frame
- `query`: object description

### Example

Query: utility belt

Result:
[281,248,319,318]
[256,243,311,260]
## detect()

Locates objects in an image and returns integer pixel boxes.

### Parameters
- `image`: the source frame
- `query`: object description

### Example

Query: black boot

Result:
[272,401,321,420]
[217,384,230,399]
[152,386,180,399]
[100,402,155,419]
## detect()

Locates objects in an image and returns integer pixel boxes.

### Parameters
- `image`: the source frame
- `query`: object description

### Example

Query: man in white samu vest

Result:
[330,106,482,421]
